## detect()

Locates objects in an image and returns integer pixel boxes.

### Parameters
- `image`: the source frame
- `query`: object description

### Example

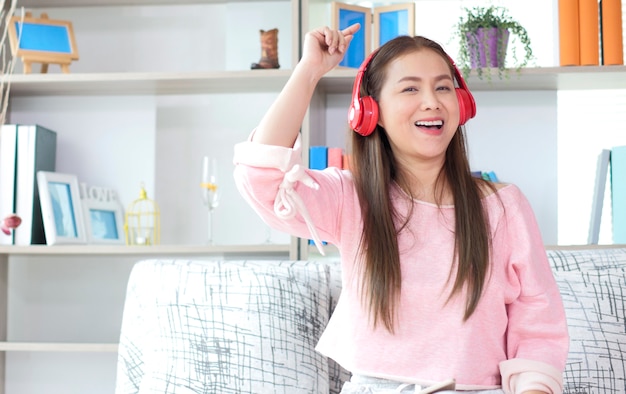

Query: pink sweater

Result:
[233,136,569,394]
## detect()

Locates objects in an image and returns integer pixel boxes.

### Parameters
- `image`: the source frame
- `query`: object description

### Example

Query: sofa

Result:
[114,246,626,394]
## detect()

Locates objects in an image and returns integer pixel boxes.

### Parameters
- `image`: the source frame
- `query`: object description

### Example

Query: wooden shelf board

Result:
[0,342,118,352]
[0,243,292,256]
[7,70,293,96]
[7,66,626,97]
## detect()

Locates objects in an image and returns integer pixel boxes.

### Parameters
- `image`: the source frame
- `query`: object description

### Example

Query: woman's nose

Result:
[420,89,441,110]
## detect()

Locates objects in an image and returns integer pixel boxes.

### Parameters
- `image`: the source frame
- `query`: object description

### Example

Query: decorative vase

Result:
[466,27,510,68]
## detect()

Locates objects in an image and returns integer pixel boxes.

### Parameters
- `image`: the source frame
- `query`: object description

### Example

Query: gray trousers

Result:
[340,375,505,394]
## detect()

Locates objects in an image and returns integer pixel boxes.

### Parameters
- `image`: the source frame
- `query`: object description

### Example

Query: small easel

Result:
[8,12,79,74]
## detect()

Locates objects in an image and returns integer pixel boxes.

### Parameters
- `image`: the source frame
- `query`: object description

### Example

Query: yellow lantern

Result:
[124,184,160,245]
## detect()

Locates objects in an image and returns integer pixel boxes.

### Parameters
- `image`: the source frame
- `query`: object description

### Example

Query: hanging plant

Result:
[453,5,534,81]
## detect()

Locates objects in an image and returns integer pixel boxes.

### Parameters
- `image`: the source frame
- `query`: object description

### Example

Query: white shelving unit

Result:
[0,240,297,393]
[2,0,301,392]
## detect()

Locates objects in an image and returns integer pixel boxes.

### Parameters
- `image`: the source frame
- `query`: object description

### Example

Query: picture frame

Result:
[332,2,372,68]
[373,3,415,49]
[8,12,79,74]
[82,197,125,245]
[36,171,86,245]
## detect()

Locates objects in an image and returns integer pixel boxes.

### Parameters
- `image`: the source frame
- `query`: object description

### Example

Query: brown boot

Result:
[251,28,280,69]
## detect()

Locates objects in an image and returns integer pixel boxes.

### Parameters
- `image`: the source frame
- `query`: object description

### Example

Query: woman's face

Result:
[377,49,460,169]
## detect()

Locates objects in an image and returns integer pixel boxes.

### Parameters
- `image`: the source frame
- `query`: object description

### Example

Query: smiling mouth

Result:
[414,120,443,130]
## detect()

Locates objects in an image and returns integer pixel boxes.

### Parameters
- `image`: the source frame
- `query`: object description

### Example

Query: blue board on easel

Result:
[14,22,72,53]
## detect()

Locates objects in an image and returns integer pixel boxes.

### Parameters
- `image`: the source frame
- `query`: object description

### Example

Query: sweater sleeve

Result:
[232,132,348,254]
[499,187,570,394]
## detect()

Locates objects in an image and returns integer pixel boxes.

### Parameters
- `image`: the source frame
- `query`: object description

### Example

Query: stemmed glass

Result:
[200,156,220,245]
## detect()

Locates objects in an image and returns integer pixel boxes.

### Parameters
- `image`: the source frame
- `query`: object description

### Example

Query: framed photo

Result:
[82,198,125,245]
[37,171,86,245]
[332,2,371,68]
[373,3,415,49]
[8,12,79,73]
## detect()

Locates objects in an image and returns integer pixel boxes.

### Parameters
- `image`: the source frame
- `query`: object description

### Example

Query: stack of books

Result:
[0,124,57,245]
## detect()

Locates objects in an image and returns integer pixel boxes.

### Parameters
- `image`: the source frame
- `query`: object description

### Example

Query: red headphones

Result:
[348,49,477,137]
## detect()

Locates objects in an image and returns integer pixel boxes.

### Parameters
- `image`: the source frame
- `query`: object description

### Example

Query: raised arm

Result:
[251,24,361,148]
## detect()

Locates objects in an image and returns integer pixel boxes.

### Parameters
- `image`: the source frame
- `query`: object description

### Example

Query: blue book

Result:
[589,149,611,244]
[487,171,499,182]
[611,146,626,243]
[309,146,328,170]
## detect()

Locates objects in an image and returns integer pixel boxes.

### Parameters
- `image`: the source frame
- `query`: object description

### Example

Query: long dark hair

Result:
[348,36,496,333]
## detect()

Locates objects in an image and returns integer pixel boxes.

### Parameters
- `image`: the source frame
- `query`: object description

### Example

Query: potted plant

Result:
[453,5,534,80]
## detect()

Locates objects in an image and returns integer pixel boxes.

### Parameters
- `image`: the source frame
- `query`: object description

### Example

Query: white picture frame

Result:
[37,171,86,245]
[82,198,125,244]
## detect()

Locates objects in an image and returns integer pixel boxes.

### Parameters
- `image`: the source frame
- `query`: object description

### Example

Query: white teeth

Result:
[415,120,443,126]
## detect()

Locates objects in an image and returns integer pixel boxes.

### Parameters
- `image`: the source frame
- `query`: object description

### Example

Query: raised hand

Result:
[300,23,361,77]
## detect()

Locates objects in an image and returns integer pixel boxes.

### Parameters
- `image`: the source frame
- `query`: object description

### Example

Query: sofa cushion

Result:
[116,259,331,394]
[554,267,626,393]
[547,248,626,272]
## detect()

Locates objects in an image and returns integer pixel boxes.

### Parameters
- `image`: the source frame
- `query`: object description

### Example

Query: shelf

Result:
[318,65,626,93]
[9,66,626,98]
[0,243,292,256]
[7,70,293,96]
[0,342,118,352]
[18,0,276,6]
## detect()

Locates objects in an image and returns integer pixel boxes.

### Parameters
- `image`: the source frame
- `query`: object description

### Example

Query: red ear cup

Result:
[351,96,379,136]
[449,57,476,126]
[456,87,476,126]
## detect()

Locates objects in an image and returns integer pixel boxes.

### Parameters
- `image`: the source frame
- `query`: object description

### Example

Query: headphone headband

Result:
[348,46,476,136]
[350,50,379,113]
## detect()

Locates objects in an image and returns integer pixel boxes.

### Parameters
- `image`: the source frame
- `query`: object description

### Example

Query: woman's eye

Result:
[402,86,418,92]
[437,86,453,91]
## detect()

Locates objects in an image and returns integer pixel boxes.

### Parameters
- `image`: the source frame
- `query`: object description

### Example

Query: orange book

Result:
[342,154,352,172]
[559,0,581,66]
[601,0,624,65]
[579,0,599,65]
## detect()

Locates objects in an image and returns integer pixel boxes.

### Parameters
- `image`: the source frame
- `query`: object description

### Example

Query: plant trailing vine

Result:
[453,5,534,81]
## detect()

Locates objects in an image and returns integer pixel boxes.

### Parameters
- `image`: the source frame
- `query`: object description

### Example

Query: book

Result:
[0,124,19,245]
[611,146,626,243]
[601,0,623,65]
[559,0,580,66]
[589,149,611,244]
[13,124,57,245]
[486,171,499,182]
[579,0,599,65]
[471,170,499,182]
[308,146,329,246]
[327,147,343,169]
[309,146,328,170]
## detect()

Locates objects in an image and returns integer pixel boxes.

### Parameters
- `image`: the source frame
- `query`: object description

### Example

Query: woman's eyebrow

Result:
[396,74,454,83]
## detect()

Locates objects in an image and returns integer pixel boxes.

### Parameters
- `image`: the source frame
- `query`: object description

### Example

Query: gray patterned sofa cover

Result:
[114,247,626,394]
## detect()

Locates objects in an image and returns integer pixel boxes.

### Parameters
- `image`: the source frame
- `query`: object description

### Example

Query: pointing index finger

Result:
[341,23,361,37]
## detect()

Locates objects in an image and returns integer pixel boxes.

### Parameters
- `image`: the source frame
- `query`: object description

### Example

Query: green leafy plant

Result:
[453,5,534,80]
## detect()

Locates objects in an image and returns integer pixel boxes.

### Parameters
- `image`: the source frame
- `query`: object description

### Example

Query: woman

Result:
[233,24,569,394]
